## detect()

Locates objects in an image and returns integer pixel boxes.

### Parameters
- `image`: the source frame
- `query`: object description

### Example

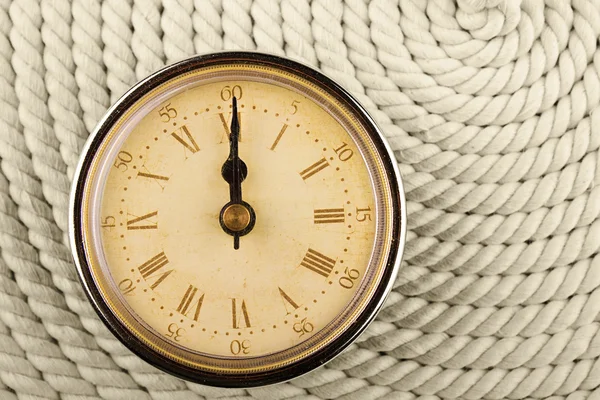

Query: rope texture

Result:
[1,0,599,398]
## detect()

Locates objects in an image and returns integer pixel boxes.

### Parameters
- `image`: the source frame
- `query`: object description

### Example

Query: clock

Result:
[70,52,406,387]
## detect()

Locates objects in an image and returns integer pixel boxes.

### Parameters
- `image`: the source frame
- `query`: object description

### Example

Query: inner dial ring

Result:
[71,52,404,386]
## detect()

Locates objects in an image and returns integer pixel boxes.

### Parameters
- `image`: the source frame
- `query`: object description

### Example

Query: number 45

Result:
[158,103,177,122]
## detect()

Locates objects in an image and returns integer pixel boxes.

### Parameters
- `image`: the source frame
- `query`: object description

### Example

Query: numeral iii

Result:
[314,208,345,224]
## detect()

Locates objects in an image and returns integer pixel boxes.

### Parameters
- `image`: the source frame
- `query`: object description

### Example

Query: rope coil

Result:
[0,0,599,398]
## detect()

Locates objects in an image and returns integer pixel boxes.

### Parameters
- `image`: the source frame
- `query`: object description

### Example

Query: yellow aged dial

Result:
[70,52,405,386]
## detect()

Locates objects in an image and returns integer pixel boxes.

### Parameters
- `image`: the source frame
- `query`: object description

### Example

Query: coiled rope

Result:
[0,0,599,398]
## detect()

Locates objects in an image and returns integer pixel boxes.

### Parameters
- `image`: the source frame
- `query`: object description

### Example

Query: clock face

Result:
[71,53,404,386]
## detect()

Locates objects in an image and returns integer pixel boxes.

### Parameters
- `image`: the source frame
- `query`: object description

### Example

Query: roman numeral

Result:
[278,287,299,315]
[138,171,169,182]
[171,125,199,154]
[218,112,242,141]
[300,158,329,180]
[314,208,345,224]
[176,285,204,321]
[127,211,158,230]
[300,248,336,277]
[138,252,172,289]
[270,124,288,150]
[231,298,251,328]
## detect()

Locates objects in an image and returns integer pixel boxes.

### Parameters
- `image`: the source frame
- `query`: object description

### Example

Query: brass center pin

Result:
[222,203,251,232]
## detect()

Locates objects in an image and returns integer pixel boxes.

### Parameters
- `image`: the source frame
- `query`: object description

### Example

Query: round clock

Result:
[70,52,406,387]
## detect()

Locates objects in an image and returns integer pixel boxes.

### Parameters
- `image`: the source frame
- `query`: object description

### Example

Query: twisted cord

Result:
[193,0,223,53]
[319,350,600,399]
[9,1,156,398]
[251,0,284,54]
[72,0,109,133]
[162,0,194,64]
[0,307,54,399]
[311,0,361,94]
[380,289,600,338]
[403,109,600,184]
[408,185,600,246]
[222,0,255,49]
[0,0,599,398]
[404,227,598,277]
[399,250,600,307]
[358,321,600,370]
[281,0,316,65]
[132,0,165,79]
[9,0,70,234]
[0,80,97,400]
[386,1,592,127]
[403,151,599,215]
[40,0,87,180]
[102,0,137,103]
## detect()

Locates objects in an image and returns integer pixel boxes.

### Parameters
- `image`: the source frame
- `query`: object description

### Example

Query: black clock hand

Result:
[219,97,255,249]
[221,97,247,201]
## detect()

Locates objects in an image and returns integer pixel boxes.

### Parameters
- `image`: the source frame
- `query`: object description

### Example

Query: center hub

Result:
[222,203,251,232]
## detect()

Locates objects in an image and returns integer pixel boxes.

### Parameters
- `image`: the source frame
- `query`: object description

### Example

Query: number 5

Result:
[158,103,177,122]
[290,100,300,114]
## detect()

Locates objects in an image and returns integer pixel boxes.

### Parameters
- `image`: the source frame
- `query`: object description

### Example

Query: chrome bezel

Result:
[69,52,406,387]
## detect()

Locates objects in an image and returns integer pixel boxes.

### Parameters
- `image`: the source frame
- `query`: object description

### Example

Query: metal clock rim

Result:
[69,51,407,387]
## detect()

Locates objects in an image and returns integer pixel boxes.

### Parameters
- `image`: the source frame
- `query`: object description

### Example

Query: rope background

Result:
[0,0,599,398]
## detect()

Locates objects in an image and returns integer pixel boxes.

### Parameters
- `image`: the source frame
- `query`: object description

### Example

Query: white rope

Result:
[0,0,598,399]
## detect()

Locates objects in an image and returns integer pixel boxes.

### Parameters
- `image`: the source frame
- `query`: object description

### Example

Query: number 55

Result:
[158,103,177,122]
